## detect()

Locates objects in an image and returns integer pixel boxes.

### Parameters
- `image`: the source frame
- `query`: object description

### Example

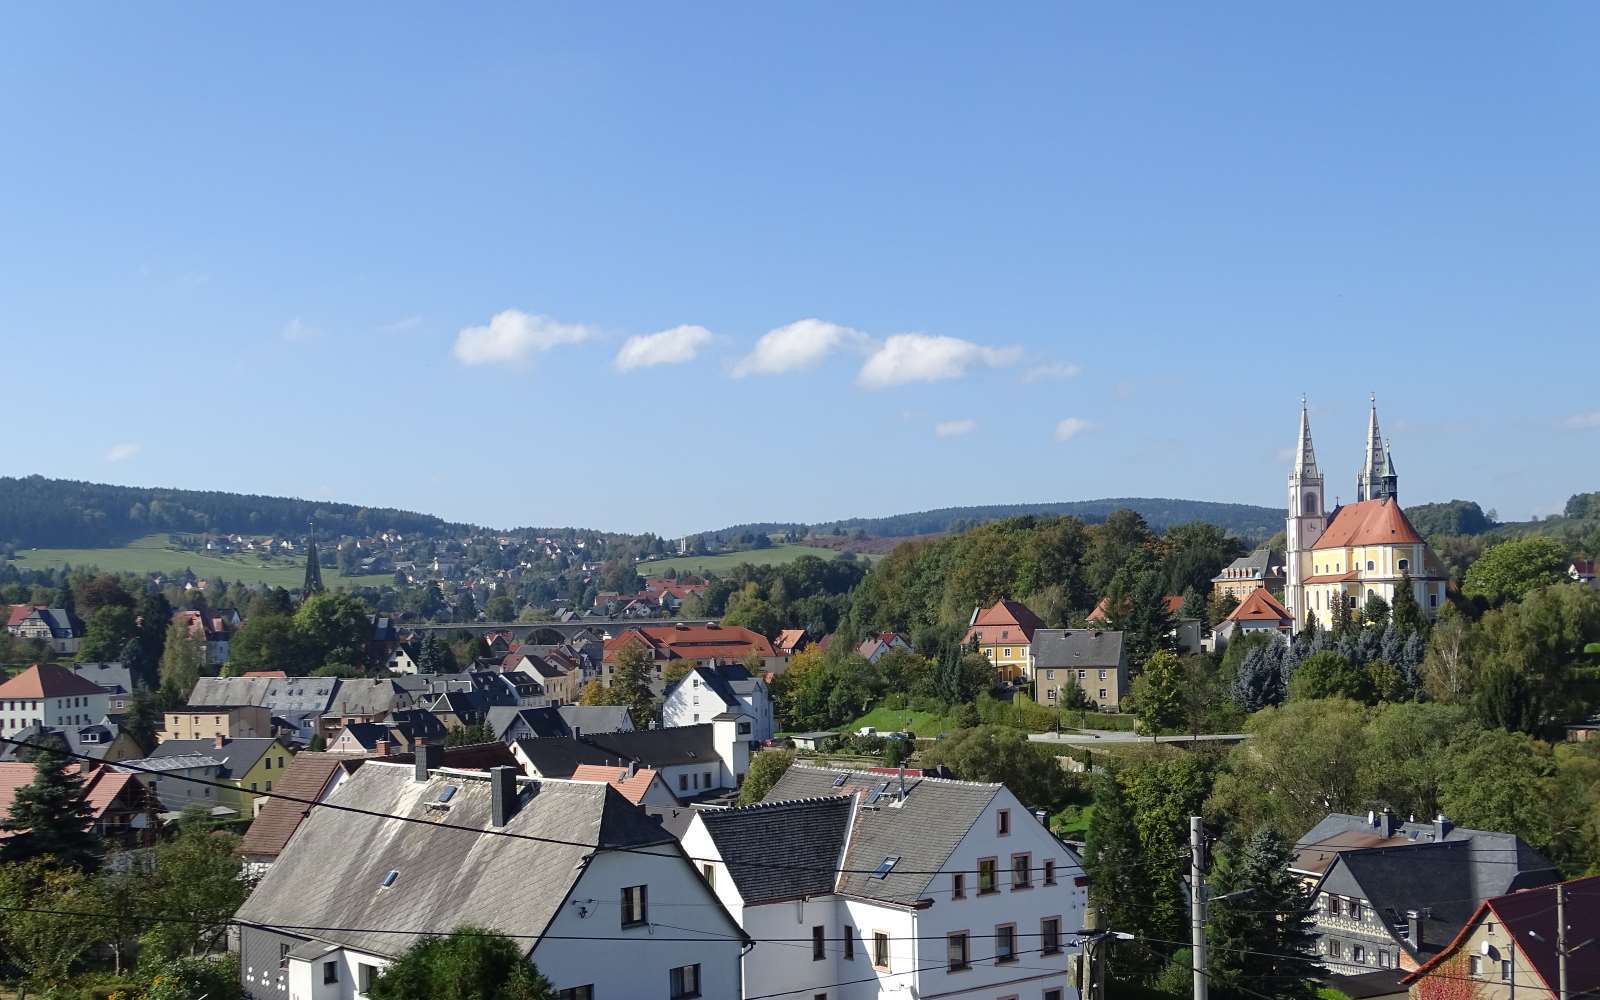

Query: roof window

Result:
[832,774,849,787]
[437,785,458,803]
[381,870,399,888]
[871,856,900,879]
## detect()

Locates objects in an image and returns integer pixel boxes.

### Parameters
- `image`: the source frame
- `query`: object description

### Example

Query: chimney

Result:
[414,739,441,782]
[213,733,227,749]
[626,760,637,778]
[1406,910,1423,949]
[1434,813,1453,841]
[490,766,519,826]
[1379,807,1397,838]
[376,738,391,757]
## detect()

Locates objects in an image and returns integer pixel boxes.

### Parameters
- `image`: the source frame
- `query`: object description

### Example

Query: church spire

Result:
[1357,394,1385,502]
[1292,396,1320,480]
[1380,439,1398,502]
[303,519,325,595]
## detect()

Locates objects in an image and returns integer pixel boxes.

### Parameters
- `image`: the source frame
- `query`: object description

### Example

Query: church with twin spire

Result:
[1284,397,1447,632]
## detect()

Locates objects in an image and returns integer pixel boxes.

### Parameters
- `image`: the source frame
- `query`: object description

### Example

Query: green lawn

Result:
[844,706,963,738]
[7,534,393,590]
[635,544,870,577]
[1050,802,1095,840]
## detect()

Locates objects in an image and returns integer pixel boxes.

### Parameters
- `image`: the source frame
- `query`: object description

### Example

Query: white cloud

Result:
[1020,362,1083,383]
[379,315,424,335]
[281,317,319,342]
[452,310,594,365]
[857,333,1022,389]
[614,324,714,372]
[731,319,869,377]
[935,418,977,438]
[105,442,141,462]
[1055,417,1093,442]
[1562,411,1600,430]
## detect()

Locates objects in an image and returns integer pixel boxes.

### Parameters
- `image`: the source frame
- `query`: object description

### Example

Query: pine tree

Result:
[303,525,325,595]
[1206,827,1318,1000]
[1392,572,1424,633]
[1083,772,1161,984]
[0,747,99,869]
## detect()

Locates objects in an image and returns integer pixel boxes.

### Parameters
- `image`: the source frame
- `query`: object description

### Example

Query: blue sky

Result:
[3,4,1596,536]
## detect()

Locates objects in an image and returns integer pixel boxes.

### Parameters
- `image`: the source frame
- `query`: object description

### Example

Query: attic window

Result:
[832,774,848,788]
[871,856,900,879]
[866,781,891,805]
[437,785,458,803]
[381,870,400,888]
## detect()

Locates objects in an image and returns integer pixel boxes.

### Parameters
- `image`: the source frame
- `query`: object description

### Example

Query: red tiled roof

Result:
[243,671,288,678]
[569,764,667,806]
[238,752,350,859]
[1225,588,1294,624]
[604,625,775,660]
[1086,594,1185,622]
[775,629,808,653]
[6,605,43,628]
[965,599,1046,644]
[1302,572,1361,584]
[1311,498,1425,550]
[0,763,141,840]
[0,663,107,700]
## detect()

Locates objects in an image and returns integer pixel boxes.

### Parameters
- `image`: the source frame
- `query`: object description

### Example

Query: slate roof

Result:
[515,723,721,777]
[119,752,225,773]
[187,676,340,713]
[71,662,135,696]
[763,764,1003,906]
[145,737,283,779]
[238,752,350,859]
[697,795,852,904]
[1212,548,1286,583]
[326,679,407,717]
[513,737,627,777]
[486,706,568,741]
[1295,813,1555,878]
[663,664,756,710]
[1030,629,1124,669]
[234,763,686,959]
[558,706,633,734]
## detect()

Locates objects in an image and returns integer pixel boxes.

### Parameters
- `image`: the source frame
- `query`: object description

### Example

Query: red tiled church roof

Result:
[1311,498,1425,550]
[0,663,106,700]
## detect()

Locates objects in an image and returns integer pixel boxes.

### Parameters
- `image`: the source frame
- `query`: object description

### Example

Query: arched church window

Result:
[1398,559,1409,572]
[1304,493,1318,514]
[1367,561,1375,571]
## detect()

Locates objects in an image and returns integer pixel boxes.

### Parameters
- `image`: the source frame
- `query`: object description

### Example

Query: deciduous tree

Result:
[369,926,555,1000]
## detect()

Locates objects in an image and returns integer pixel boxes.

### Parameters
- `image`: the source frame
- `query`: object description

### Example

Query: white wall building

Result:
[681,764,1088,1000]
[0,663,111,740]
[235,754,746,1000]
[662,665,774,743]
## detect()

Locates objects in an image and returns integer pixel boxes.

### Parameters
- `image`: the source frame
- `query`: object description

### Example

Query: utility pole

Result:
[1557,882,1567,1000]
[1192,815,1207,1000]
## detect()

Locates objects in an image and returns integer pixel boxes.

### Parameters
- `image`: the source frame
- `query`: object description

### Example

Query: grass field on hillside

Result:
[845,706,963,738]
[7,534,393,589]
[634,544,872,577]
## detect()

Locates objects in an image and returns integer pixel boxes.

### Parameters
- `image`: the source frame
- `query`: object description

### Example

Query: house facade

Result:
[1029,630,1127,711]
[602,623,781,693]
[233,758,746,1000]
[0,663,111,740]
[162,705,275,741]
[1211,548,1286,603]
[964,600,1046,683]
[5,606,83,654]
[681,764,1088,1000]
[662,664,774,742]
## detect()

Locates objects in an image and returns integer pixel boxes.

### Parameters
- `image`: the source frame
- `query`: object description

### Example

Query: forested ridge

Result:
[0,475,463,547]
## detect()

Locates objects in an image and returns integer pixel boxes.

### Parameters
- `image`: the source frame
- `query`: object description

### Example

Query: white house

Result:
[680,764,1088,1000]
[0,663,111,740]
[234,751,747,1000]
[662,665,775,743]
[512,714,752,801]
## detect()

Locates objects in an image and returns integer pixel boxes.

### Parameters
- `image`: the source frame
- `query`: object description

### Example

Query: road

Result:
[1028,730,1249,747]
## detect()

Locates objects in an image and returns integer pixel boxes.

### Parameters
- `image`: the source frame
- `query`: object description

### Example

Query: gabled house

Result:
[0,663,111,740]
[426,690,489,731]
[603,623,782,692]
[1295,811,1559,973]
[513,716,751,800]
[1029,629,1127,711]
[662,664,774,742]
[855,631,913,665]
[0,761,156,850]
[682,764,1088,1000]
[162,705,275,741]
[5,606,83,654]
[1401,875,1600,1000]
[1570,560,1598,588]
[774,628,810,657]
[233,756,745,1000]
[70,662,137,714]
[964,599,1046,682]
[136,736,296,816]
[175,609,233,667]
[1213,588,1295,649]
[569,762,679,808]
[1211,547,1287,602]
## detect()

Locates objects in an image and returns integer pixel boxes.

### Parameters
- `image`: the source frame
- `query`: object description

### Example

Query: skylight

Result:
[381,870,399,888]
[832,774,848,788]
[866,781,891,805]
[438,785,458,803]
[871,856,900,879]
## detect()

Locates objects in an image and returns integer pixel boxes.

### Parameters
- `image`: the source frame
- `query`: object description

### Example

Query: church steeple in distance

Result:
[1356,394,1385,502]
[303,520,325,595]
[1293,396,1320,481]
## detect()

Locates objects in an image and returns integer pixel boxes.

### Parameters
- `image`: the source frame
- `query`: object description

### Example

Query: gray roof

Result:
[325,679,407,717]
[234,763,685,958]
[698,796,852,904]
[1031,629,1125,669]
[664,665,758,711]
[119,752,225,773]
[187,676,340,714]
[764,764,1002,906]
[486,706,570,740]
[1296,813,1555,875]
[71,662,135,695]
[557,706,632,734]
[146,737,281,778]
[1212,547,1285,582]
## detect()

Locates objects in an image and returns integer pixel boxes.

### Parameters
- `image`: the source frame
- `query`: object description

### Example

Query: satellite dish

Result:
[1481,941,1494,957]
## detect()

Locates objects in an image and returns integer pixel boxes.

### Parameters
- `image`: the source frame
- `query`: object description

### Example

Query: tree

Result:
[1232,637,1287,712]
[77,604,139,662]
[1208,699,1372,838]
[1365,659,1409,703]
[739,749,796,804]
[1358,702,1473,822]
[0,860,110,991]
[1391,574,1424,633]
[1420,608,1477,703]
[1462,536,1568,607]
[294,591,373,668]
[368,926,555,1000]
[1206,828,1319,1000]
[122,687,164,753]
[1083,771,1161,985]
[447,723,496,747]
[1359,592,1390,630]
[227,612,306,673]
[159,618,206,702]
[485,595,516,621]
[0,746,99,868]
[604,645,658,727]
[75,573,135,617]
[1288,650,1374,704]
[133,590,174,688]
[1179,586,1208,629]
[1132,650,1186,735]
[663,661,693,690]
[1438,728,1557,850]
[921,726,1072,812]
[137,823,253,960]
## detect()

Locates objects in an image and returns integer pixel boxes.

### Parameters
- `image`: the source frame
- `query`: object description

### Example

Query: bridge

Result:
[399,618,719,644]
[1028,730,1249,749]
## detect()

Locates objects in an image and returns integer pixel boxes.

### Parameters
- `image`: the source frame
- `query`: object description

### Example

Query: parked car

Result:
[855,726,878,737]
